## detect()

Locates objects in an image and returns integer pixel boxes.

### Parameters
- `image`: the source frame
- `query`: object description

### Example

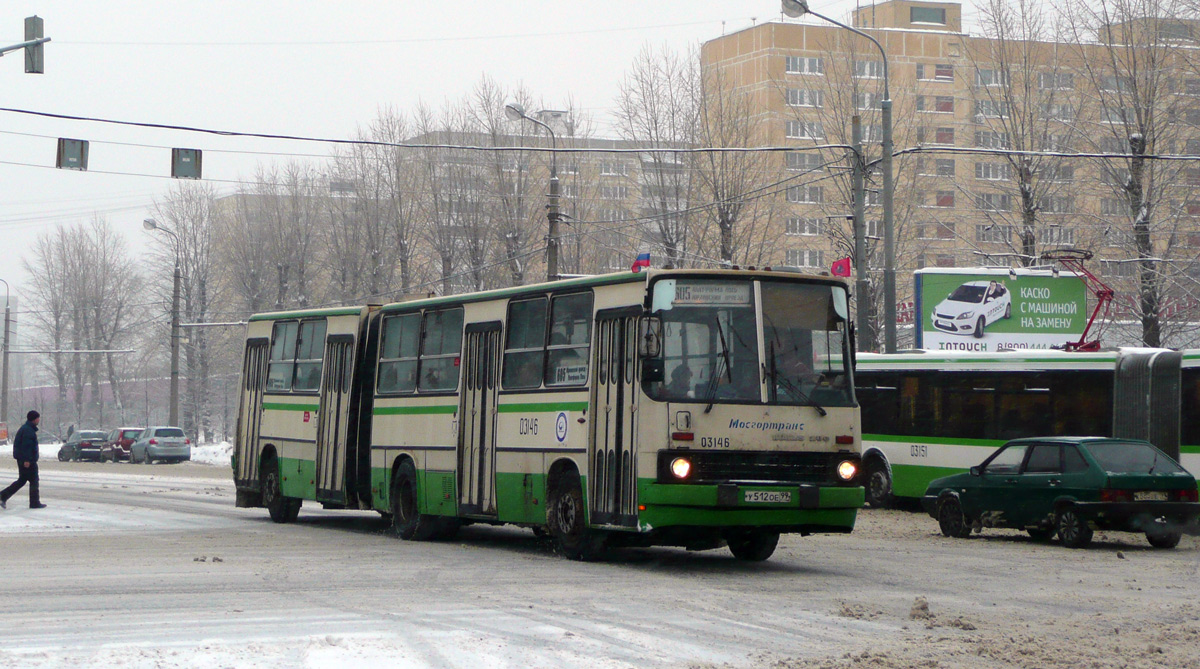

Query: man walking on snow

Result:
[1,410,46,509]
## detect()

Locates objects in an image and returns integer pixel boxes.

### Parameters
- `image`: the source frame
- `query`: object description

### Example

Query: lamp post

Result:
[504,102,560,282]
[143,218,181,426]
[0,278,9,433]
[783,0,895,352]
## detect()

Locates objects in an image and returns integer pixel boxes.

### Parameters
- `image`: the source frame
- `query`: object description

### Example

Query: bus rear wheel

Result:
[391,460,439,541]
[548,470,605,560]
[261,456,300,523]
[864,459,893,508]
[727,530,779,561]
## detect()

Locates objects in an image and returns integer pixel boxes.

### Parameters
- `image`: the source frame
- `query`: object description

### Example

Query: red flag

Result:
[831,257,852,277]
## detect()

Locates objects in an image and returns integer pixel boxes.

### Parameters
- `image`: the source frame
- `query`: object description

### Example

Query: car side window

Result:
[983,443,1027,474]
[1063,446,1089,473]
[1023,444,1062,473]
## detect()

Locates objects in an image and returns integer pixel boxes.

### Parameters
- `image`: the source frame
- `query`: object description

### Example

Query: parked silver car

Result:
[130,426,191,464]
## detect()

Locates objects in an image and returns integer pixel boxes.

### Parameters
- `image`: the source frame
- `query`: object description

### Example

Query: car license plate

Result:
[744,490,791,503]
[1134,491,1168,501]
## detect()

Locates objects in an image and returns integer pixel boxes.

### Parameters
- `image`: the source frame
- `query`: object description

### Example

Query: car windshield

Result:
[947,285,987,303]
[79,431,107,440]
[121,429,142,439]
[155,428,186,438]
[1084,441,1186,474]
[984,444,1028,474]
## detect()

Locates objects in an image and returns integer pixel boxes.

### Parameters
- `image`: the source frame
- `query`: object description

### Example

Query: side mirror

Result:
[638,315,662,358]
[642,358,665,383]
[969,466,981,476]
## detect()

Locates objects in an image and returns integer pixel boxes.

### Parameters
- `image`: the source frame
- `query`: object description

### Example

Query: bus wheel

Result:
[391,460,438,541]
[973,316,985,338]
[727,530,779,561]
[548,470,605,560]
[937,496,972,538]
[262,456,300,523]
[864,460,893,508]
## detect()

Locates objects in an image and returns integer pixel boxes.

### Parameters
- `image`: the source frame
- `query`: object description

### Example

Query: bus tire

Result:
[1055,507,1093,548]
[864,459,893,508]
[727,530,780,561]
[973,316,985,338]
[937,495,972,538]
[548,470,605,560]
[391,460,438,541]
[262,455,301,524]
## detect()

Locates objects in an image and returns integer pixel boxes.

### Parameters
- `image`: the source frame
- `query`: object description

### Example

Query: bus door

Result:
[315,336,356,503]
[590,308,641,527]
[458,322,501,516]
[235,339,269,489]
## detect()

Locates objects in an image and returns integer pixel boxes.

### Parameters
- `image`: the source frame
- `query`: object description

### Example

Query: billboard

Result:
[914,267,1087,352]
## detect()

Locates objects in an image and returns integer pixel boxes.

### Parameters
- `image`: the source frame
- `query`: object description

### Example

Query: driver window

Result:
[983,443,1028,474]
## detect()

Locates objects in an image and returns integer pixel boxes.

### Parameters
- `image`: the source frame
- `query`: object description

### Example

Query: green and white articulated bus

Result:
[854,348,1200,507]
[233,269,865,561]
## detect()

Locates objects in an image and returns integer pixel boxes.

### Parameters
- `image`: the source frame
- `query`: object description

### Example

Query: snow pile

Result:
[190,441,233,468]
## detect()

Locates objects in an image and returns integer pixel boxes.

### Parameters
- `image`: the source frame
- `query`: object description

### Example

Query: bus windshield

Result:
[646,278,853,407]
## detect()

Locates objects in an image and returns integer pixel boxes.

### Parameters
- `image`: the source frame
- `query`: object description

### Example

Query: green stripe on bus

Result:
[262,402,320,412]
[1181,445,1200,454]
[497,402,589,413]
[373,405,458,416]
[860,355,1114,365]
[863,433,1005,448]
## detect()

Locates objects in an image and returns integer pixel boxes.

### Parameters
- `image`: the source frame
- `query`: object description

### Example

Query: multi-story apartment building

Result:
[702,0,1200,343]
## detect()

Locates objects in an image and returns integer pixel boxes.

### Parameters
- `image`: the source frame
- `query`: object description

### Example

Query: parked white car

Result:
[130,426,191,464]
[932,280,1012,338]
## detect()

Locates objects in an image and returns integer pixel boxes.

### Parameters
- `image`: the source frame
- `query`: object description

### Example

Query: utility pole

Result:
[1,278,9,431]
[851,117,873,351]
[504,103,559,281]
[170,260,181,426]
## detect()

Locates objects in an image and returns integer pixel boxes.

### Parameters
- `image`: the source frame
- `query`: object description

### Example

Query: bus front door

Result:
[235,339,270,490]
[458,323,501,516]
[590,310,640,527]
[315,337,355,504]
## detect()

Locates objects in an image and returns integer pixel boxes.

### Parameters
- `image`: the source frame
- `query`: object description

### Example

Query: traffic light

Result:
[24,16,43,74]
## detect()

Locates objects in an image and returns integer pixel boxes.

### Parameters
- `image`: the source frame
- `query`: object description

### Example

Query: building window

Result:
[1185,79,1200,96]
[863,124,884,143]
[976,224,1013,243]
[934,254,956,267]
[916,221,956,239]
[975,130,1010,149]
[560,163,579,175]
[560,184,579,198]
[917,95,955,113]
[919,127,956,145]
[917,63,954,81]
[1039,72,1074,90]
[1040,103,1076,122]
[1100,260,1137,277]
[786,249,825,268]
[976,193,1013,211]
[786,151,824,171]
[787,185,824,203]
[854,60,883,79]
[975,68,1009,87]
[1101,198,1125,216]
[975,99,1009,118]
[1042,227,1076,246]
[1104,107,1136,124]
[1099,75,1134,93]
[600,185,628,200]
[856,92,881,110]
[867,219,882,237]
[918,158,955,176]
[786,88,824,107]
[599,161,628,176]
[910,6,947,24]
[786,120,825,139]
[786,217,823,236]
[1041,164,1074,182]
[975,162,1011,180]
[785,56,824,75]
[1040,195,1075,214]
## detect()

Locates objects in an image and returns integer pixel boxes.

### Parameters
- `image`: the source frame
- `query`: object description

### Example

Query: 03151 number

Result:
[910,444,928,458]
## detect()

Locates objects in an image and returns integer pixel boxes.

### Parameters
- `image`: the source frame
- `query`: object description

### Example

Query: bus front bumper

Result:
[637,482,863,532]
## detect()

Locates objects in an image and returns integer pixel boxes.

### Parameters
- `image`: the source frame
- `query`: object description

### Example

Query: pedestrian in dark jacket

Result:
[1,410,46,509]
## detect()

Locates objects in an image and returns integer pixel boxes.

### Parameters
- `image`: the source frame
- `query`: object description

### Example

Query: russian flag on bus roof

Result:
[631,251,651,273]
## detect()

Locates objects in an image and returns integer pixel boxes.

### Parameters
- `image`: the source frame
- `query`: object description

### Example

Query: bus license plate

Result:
[1134,491,1167,501]
[744,490,791,504]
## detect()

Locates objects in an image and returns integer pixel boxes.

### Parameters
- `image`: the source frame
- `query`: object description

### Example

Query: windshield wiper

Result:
[703,320,734,414]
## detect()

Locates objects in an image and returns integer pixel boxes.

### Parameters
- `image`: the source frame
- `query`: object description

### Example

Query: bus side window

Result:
[419,308,464,392]
[545,292,593,387]
[292,320,327,392]
[378,313,420,394]
[267,321,299,391]
[503,298,548,389]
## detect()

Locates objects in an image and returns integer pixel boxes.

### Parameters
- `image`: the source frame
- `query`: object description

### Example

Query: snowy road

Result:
[2,461,1199,668]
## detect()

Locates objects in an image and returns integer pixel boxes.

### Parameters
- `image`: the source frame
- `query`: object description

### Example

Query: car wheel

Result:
[727,530,780,561]
[58,450,68,462]
[1004,303,1012,319]
[973,316,986,339]
[864,459,893,509]
[1056,507,1093,548]
[261,455,300,523]
[937,496,973,538]
[390,459,439,541]
[1027,526,1056,542]
[1146,529,1182,549]
[548,469,606,560]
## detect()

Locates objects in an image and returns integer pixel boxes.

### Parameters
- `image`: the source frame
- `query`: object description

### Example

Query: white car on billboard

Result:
[931,280,1012,338]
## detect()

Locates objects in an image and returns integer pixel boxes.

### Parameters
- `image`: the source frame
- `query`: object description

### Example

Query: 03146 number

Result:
[699,436,731,448]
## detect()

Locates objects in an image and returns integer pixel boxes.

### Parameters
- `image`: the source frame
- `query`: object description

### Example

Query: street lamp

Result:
[0,278,9,433]
[505,102,561,282]
[783,0,896,352]
[143,218,181,427]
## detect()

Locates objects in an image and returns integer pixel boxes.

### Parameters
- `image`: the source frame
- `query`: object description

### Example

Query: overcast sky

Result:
[0,1,988,298]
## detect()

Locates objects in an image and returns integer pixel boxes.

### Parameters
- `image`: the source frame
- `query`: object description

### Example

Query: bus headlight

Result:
[836,460,858,481]
[670,457,692,480]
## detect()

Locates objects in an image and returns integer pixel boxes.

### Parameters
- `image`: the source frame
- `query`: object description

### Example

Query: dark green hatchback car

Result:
[923,437,1199,549]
